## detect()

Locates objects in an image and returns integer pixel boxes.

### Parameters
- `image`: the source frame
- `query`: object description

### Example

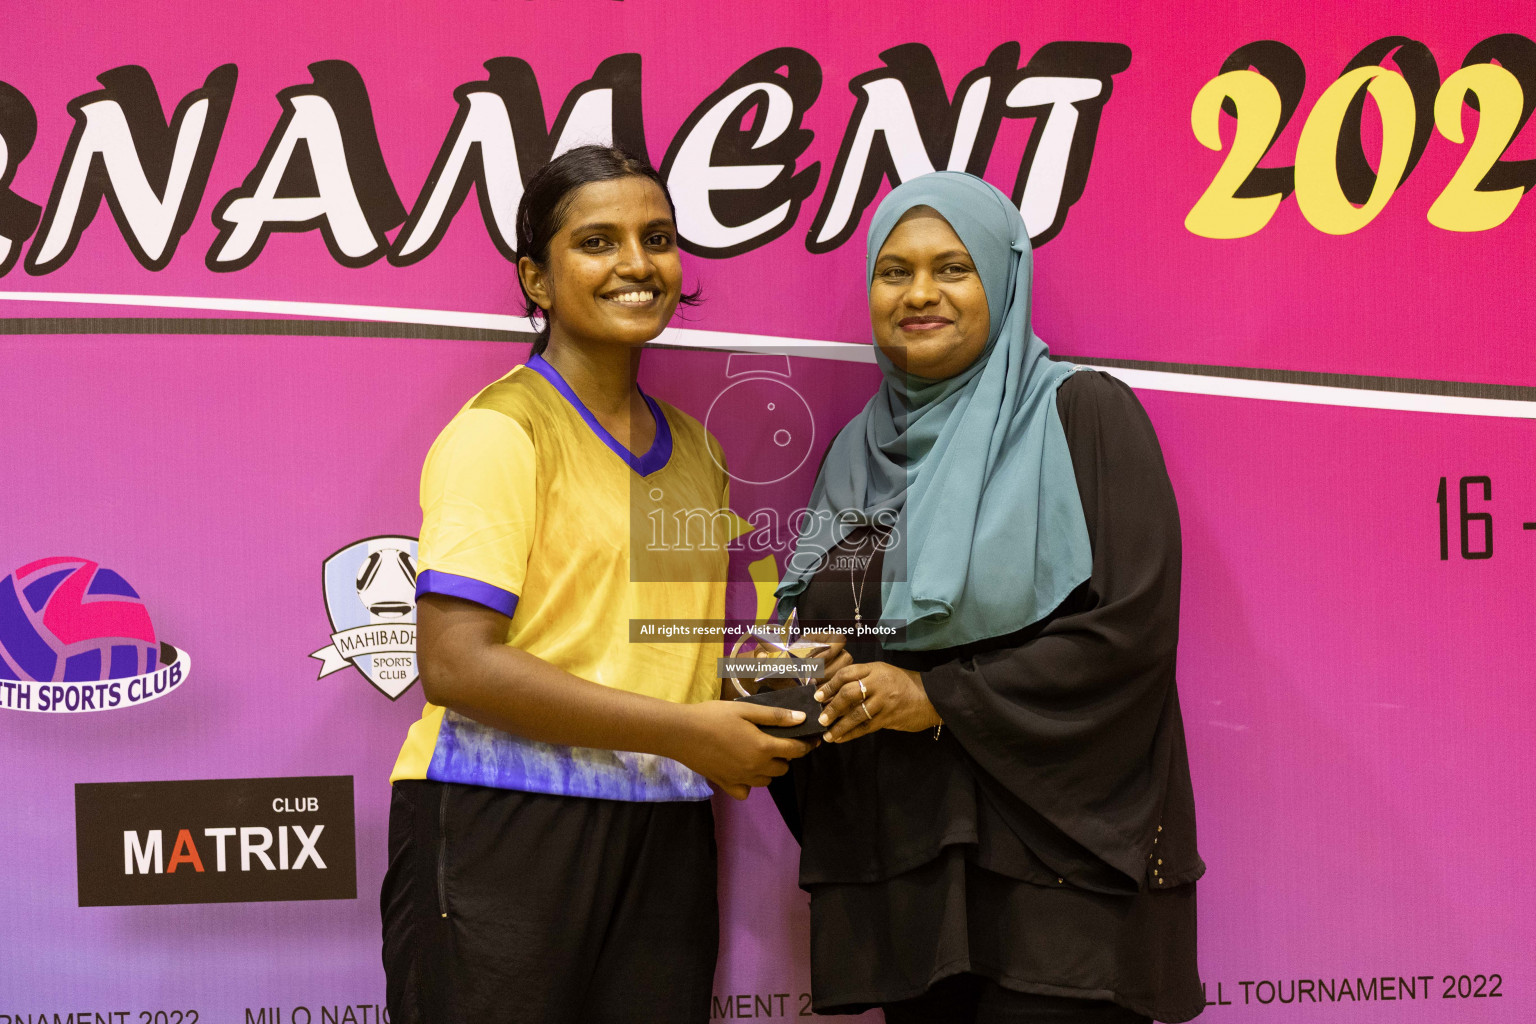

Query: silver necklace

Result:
[849,531,876,623]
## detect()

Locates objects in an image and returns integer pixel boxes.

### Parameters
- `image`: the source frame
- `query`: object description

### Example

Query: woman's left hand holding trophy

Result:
[725,613,852,738]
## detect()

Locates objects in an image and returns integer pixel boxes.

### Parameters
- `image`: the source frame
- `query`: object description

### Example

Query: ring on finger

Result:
[858,680,868,701]
[861,701,873,722]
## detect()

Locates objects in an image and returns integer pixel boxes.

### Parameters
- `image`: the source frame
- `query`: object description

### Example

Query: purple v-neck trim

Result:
[525,353,673,476]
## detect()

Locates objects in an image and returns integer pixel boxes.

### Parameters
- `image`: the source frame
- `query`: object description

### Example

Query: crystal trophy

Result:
[725,610,831,738]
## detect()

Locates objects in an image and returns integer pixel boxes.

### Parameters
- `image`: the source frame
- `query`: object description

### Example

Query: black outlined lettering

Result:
[208,61,404,271]
[661,47,822,257]
[1218,41,1306,200]
[1460,34,1536,193]
[389,58,542,265]
[389,54,648,265]
[0,81,42,277]
[544,53,649,163]
[0,43,1137,273]
[26,65,236,274]
[1002,42,1131,245]
[1337,38,1440,204]
[807,43,1019,253]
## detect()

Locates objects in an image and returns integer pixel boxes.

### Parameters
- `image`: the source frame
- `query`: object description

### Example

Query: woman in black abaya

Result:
[774,172,1204,1023]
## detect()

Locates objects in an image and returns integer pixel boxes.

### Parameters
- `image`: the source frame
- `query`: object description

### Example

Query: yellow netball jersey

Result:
[390,354,732,801]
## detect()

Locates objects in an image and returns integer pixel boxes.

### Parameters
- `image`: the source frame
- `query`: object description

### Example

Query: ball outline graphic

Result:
[705,376,817,486]
[355,547,418,620]
[0,557,159,683]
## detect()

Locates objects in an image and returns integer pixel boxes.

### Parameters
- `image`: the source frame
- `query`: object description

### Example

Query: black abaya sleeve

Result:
[919,370,1201,890]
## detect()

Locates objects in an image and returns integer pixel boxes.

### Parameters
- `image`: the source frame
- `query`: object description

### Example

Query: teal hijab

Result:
[775,171,1092,651]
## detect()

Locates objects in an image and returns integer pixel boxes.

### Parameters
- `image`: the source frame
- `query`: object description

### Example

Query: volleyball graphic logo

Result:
[0,556,190,713]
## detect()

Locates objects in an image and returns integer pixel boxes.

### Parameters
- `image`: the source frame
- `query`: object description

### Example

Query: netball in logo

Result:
[0,557,190,713]
[310,536,419,699]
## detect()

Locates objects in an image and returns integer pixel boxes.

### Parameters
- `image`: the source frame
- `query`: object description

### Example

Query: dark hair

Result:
[515,145,701,356]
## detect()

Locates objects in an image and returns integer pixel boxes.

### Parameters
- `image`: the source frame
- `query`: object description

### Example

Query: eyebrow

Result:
[874,248,973,264]
[567,218,676,234]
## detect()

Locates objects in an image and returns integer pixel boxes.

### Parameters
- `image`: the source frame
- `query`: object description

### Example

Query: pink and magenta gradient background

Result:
[2,2,1533,1019]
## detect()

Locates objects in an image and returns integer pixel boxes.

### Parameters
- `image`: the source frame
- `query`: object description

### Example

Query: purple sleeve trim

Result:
[415,570,519,618]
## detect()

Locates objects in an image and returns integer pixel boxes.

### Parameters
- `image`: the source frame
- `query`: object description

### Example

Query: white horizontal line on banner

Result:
[0,288,536,331]
[0,290,1530,417]
[1104,367,1536,419]
[0,290,876,362]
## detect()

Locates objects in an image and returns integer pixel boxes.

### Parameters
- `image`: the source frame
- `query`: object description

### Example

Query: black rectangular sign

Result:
[75,775,356,907]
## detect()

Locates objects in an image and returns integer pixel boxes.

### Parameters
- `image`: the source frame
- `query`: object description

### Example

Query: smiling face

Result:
[518,175,683,352]
[869,207,991,380]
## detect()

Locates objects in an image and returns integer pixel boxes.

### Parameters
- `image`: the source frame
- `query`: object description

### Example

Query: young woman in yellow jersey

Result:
[382,146,829,1024]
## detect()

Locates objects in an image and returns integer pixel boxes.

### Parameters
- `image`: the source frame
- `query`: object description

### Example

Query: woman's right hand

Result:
[672,701,817,800]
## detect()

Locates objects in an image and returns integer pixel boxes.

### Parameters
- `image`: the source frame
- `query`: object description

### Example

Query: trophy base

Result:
[735,683,825,738]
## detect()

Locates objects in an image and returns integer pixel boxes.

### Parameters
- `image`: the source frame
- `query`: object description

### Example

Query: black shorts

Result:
[381,780,718,1024]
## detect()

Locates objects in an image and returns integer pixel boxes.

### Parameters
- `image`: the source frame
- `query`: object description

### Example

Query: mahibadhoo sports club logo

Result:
[0,556,190,713]
[311,536,419,699]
